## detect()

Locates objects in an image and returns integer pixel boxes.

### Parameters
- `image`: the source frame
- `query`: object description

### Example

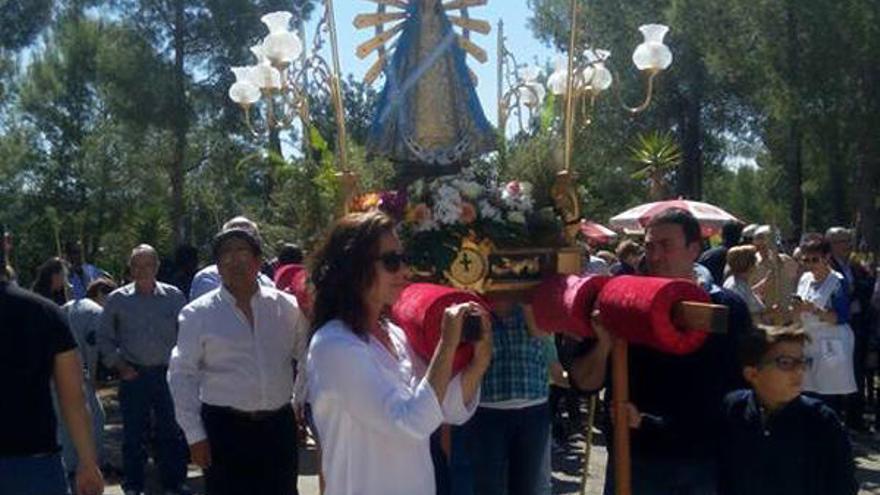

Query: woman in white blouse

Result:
[795,237,856,416]
[306,211,493,495]
[724,245,767,319]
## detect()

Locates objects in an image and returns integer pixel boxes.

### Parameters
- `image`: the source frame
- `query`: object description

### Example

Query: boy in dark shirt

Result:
[719,325,858,495]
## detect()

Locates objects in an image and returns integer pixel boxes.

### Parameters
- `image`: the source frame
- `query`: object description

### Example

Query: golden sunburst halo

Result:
[354,0,491,85]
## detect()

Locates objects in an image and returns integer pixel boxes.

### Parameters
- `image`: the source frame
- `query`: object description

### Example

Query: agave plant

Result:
[629,131,682,200]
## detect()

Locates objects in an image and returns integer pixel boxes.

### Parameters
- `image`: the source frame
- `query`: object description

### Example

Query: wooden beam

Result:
[449,15,491,35]
[457,35,488,63]
[443,0,488,10]
[364,54,387,85]
[671,301,729,334]
[353,12,408,29]
[356,22,405,59]
[364,0,408,9]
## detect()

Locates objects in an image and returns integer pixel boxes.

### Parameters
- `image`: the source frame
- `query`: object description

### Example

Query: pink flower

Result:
[460,202,477,224]
[406,203,432,224]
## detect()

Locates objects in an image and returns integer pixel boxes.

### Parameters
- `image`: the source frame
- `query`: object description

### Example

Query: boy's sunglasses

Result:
[375,251,410,273]
[802,256,823,264]
[761,355,813,372]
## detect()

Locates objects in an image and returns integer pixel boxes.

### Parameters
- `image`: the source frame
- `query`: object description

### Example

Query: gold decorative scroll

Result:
[356,23,406,59]
[457,35,488,63]
[364,54,387,84]
[354,12,408,29]
[443,0,488,10]
[365,0,408,8]
[448,16,491,35]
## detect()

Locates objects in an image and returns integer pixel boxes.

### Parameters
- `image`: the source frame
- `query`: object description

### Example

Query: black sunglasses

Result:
[802,256,823,264]
[376,251,410,273]
[761,355,813,372]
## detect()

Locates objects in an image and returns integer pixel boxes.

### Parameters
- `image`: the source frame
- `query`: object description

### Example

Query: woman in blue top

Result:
[795,237,855,415]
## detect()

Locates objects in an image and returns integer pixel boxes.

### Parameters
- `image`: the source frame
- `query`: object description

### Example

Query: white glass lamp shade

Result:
[251,44,269,64]
[262,31,302,65]
[518,66,540,83]
[583,48,610,64]
[547,68,568,96]
[249,63,282,90]
[229,81,261,105]
[632,24,673,72]
[581,66,595,88]
[590,64,613,92]
[260,11,293,34]
[518,82,545,107]
[229,67,261,105]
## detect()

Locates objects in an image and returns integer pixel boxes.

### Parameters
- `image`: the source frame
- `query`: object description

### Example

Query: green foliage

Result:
[629,131,682,200]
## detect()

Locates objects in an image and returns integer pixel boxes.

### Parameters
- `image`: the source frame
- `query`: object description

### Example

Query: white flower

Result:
[478,199,502,221]
[507,211,527,224]
[500,181,535,212]
[409,179,426,199]
[433,185,463,225]
[415,219,438,232]
[460,181,484,200]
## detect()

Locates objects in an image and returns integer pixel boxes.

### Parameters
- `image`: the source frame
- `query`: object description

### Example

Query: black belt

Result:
[204,403,291,421]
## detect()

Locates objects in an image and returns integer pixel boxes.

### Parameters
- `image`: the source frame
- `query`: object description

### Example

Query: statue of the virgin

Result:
[363,0,497,177]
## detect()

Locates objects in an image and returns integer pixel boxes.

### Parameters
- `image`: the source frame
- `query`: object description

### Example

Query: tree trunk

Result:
[784,0,804,241]
[675,76,703,200]
[786,120,804,240]
[854,66,880,254]
[824,120,847,225]
[170,0,188,246]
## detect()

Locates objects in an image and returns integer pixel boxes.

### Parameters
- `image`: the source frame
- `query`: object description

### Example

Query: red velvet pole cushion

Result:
[289,269,312,317]
[391,283,486,373]
[530,274,611,338]
[275,264,312,317]
[274,263,304,290]
[597,275,711,355]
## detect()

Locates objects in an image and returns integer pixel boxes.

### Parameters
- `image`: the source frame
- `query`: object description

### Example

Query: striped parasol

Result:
[580,220,618,244]
[609,199,739,237]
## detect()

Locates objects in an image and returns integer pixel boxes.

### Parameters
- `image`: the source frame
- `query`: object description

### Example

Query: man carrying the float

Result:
[568,208,752,495]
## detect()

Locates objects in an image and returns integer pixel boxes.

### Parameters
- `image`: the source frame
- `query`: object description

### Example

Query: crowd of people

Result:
[1,209,877,495]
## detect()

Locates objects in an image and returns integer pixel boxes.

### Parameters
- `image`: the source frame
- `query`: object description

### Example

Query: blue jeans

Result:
[451,402,551,495]
[55,379,105,474]
[120,366,188,492]
[0,453,69,495]
[603,456,718,495]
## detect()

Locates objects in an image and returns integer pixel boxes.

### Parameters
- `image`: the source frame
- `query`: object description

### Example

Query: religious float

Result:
[227,1,727,494]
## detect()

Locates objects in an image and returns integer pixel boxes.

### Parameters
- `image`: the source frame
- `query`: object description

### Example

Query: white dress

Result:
[798,272,856,395]
[307,319,478,495]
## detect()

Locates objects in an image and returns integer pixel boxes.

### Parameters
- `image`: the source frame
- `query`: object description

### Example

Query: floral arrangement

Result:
[352,167,563,280]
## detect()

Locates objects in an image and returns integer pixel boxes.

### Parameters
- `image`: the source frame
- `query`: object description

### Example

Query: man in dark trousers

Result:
[169,228,310,495]
[567,209,752,495]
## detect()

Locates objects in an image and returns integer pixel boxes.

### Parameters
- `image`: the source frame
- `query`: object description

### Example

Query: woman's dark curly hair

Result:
[308,211,395,338]
[32,257,67,306]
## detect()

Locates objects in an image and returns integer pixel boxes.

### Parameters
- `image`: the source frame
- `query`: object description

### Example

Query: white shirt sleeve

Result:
[310,334,444,440]
[167,305,207,445]
[291,306,310,410]
[440,373,479,425]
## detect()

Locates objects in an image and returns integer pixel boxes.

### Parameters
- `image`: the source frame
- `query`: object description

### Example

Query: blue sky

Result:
[309,1,555,127]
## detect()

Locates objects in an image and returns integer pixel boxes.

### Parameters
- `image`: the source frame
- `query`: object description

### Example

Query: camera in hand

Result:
[462,313,483,343]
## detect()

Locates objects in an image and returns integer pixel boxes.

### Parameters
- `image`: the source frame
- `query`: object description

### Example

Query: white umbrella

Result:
[610,199,739,237]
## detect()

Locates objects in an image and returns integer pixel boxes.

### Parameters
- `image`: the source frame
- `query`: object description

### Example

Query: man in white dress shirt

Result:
[188,216,274,300]
[168,228,309,495]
